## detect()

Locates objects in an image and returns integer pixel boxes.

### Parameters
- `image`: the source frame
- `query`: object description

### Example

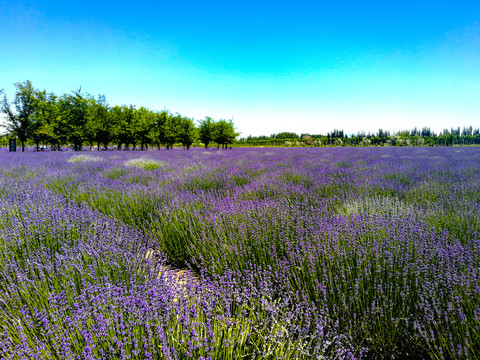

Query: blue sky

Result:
[1,0,479,136]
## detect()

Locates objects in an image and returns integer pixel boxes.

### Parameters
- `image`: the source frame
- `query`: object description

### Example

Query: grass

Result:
[68,154,102,163]
[124,157,167,171]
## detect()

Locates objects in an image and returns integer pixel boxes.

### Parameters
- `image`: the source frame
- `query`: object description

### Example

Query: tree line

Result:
[0,81,238,151]
[2,81,479,151]
[239,127,480,147]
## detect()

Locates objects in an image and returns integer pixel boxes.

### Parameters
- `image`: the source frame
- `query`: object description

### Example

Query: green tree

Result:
[94,96,112,150]
[0,134,8,148]
[160,113,180,150]
[198,116,215,149]
[110,105,125,149]
[133,107,156,150]
[31,90,60,150]
[213,119,238,149]
[274,132,299,140]
[0,80,36,151]
[146,111,161,150]
[43,96,66,151]
[113,105,136,149]
[84,97,98,150]
[152,110,169,149]
[59,90,89,151]
[86,95,112,150]
[178,116,197,149]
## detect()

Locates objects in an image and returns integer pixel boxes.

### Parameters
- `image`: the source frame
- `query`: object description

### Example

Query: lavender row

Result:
[1,147,479,359]
[0,168,340,359]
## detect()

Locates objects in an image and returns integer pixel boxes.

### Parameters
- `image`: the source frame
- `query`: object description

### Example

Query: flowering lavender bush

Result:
[0,147,479,359]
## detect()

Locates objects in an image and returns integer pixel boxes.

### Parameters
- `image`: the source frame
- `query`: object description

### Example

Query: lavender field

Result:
[0,147,479,359]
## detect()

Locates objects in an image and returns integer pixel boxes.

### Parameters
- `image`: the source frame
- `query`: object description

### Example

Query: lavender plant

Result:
[0,147,479,359]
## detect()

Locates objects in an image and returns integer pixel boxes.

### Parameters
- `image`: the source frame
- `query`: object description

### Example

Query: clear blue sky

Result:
[1,0,479,136]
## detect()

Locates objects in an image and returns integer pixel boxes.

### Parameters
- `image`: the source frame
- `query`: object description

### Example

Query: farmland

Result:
[0,147,479,359]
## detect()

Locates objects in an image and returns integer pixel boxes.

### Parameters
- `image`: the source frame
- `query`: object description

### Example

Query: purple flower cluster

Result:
[0,147,479,359]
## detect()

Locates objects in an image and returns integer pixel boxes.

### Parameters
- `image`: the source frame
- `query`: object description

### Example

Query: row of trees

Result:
[0,81,238,151]
[2,81,478,151]
[239,127,480,147]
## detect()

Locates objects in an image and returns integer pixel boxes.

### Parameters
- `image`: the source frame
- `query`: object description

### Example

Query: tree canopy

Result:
[1,81,238,151]
[1,81,37,151]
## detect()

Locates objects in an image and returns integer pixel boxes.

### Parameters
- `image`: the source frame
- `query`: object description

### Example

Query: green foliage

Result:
[336,161,352,169]
[177,116,197,149]
[280,172,314,188]
[85,95,112,150]
[274,132,300,139]
[160,113,180,150]
[0,80,37,151]
[133,106,156,150]
[58,90,89,151]
[3,80,480,150]
[213,119,238,148]
[30,90,61,150]
[198,116,215,149]
[102,167,129,180]
[112,105,136,149]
